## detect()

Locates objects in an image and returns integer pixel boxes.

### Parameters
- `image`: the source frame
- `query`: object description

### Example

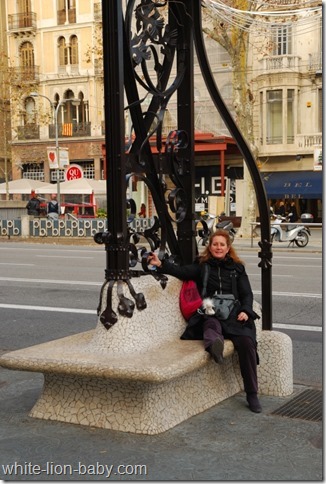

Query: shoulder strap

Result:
[201,263,210,298]
[231,270,238,299]
[202,264,238,299]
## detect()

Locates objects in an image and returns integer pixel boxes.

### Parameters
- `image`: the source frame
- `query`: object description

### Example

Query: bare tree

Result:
[201,0,258,237]
[0,50,12,197]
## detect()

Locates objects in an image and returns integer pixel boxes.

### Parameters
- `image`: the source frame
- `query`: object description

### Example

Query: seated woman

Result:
[148,229,262,413]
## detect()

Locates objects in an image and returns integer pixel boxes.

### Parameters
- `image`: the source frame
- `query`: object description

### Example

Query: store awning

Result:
[261,171,323,199]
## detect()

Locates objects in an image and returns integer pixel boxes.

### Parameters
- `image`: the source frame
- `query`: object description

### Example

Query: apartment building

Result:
[4,1,322,220]
[250,5,322,220]
[6,0,105,186]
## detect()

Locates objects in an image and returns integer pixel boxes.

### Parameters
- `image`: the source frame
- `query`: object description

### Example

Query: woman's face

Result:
[209,235,229,260]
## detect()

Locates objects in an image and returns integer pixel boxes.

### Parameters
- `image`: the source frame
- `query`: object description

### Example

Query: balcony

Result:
[49,122,91,138]
[11,66,40,84]
[8,12,37,34]
[259,55,301,74]
[297,134,322,149]
[308,53,322,74]
[259,133,322,157]
[57,8,76,25]
[17,124,40,140]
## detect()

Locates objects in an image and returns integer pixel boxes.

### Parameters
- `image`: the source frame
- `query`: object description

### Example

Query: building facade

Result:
[3,0,322,221]
[249,5,322,220]
[6,0,105,187]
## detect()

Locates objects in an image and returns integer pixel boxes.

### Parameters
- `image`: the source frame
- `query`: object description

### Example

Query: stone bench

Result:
[0,276,293,434]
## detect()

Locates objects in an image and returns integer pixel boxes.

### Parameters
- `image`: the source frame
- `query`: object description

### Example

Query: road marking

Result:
[0,277,322,299]
[0,303,95,314]
[0,277,102,286]
[36,255,94,259]
[0,263,34,266]
[249,273,293,277]
[253,290,322,298]
[244,255,321,260]
[273,323,322,332]
[0,304,322,333]
[247,263,321,268]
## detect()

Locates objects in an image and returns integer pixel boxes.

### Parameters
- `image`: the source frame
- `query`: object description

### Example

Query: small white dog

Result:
[201,297,215,315]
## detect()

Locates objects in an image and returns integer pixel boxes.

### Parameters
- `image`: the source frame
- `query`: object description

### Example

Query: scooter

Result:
[270,213,310,247]
[197,212,236,246]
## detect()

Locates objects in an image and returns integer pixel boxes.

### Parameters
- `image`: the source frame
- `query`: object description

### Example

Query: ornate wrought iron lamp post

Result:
[97,0,272,330]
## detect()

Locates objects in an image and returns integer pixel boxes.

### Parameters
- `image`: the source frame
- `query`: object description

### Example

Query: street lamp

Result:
[30,92,66,215]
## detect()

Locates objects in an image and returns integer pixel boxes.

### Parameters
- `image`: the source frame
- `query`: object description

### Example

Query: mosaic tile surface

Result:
[0,276,293,434]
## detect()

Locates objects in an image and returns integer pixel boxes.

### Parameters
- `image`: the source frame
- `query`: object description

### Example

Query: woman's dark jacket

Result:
[157,255,259,343]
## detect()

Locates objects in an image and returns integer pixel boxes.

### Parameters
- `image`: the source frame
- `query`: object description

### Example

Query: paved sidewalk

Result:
[0,363,322,481]
[0,228,323,481]
[234,226,322,252]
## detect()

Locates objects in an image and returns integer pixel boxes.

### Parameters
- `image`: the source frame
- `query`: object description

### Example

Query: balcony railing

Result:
[297,133,322,149]
[8,12,37,32]
[260,133,322,156]
[17,124,40,140]
[308,53,322,73]
[49,122,91,138]
[259,55,301,73]
[11,66,40,84]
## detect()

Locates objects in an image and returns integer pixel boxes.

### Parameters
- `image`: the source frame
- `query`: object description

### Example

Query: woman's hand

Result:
[237,311,248,322]
[147,252,162,268]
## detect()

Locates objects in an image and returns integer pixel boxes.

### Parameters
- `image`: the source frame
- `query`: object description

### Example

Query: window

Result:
[58,37,68,66]
[266,89,295,145]
[57,0,76,25]
[17,0,31,27]
[22,163,44,181]
[70,35,78,64]
[19,41,35,80]
[20,41,34,67]
[18,0,31,13]
[266,90,282,144]
[58,36,79,69]
[287,89,294,144]
[272,24,292,56]
[63,89,77,123]
[76,92,89,124]
[318,89,322,132]
[24,97,36,124]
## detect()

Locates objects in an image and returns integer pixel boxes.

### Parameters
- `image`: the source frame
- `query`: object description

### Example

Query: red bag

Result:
[179,280,202,320]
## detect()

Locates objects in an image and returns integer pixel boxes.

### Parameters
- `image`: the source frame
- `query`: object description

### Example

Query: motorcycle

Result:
[270,213,310,247]
[196,212,236,246]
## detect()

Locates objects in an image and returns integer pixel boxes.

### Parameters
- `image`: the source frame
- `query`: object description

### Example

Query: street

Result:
[0,241,322,387]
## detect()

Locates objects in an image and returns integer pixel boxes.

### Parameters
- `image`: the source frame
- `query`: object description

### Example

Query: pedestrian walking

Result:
[47,194,59,220]
[26,192,41,216]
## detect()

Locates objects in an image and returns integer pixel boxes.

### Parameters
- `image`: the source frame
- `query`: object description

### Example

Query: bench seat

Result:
[0,276,292,434]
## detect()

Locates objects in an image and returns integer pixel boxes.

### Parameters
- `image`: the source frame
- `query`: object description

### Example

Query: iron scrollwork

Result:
[97,0,272,331]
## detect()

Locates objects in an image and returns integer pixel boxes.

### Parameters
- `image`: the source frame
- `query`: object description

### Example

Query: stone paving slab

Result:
[0,365,322,481]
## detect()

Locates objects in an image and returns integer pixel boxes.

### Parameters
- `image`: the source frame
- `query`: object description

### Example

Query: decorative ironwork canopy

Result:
[96,0,272,331]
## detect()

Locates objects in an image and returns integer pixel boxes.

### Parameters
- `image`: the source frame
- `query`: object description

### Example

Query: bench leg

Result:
[29,359,242,435]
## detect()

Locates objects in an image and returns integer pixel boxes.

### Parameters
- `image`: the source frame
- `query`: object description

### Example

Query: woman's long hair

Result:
[199,229,244,264]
